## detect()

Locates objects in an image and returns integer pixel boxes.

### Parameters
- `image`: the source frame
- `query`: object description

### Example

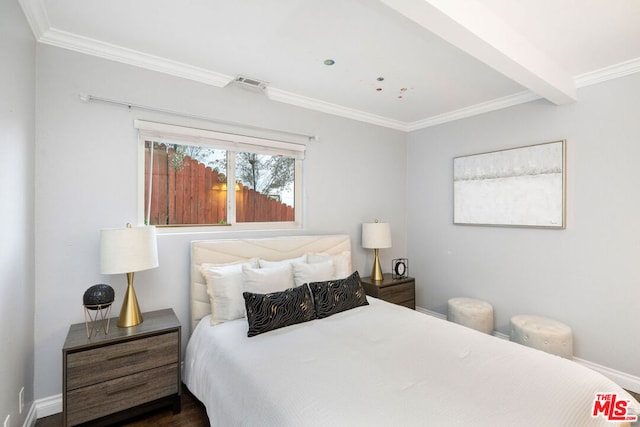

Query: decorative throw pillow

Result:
[243,264,295,295]
[243,285,316,337]
[292,261,335,287]
[258,254,307,269]
[201,260,257,325]
[309,271,368,318]
[307,251,352,279]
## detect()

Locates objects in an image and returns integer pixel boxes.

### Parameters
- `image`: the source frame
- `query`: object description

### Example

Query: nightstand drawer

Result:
[378,282,414,305]
[361,274,415,309]
[66,331,178,390]
[66,363,179,425]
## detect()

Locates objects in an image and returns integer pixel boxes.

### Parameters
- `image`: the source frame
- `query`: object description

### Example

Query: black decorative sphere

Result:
[83,284,115,309]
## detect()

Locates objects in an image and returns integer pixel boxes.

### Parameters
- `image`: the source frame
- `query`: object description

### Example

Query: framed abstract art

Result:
[453,140,566,229]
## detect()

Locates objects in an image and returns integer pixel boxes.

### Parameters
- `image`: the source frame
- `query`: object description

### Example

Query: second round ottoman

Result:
[510,315,573,359]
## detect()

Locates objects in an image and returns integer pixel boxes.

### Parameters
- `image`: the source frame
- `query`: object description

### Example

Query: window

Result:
[136,120,304,229]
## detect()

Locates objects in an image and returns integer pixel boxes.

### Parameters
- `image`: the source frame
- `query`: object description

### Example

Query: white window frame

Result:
[135,120,304,233]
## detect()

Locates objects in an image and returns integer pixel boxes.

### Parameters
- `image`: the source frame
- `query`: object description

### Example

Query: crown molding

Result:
[20,0,408,131]
[39,28,234,88]
[15,0,409,131]
[18,0,640,132]
[35,27,408,131]
[18,0,232,87]
[406,91,542,131]
[19,0,49,39]
[272,54,640,132]
[574,57,640,88]
[266,88,408,131]
[407,57,640,131]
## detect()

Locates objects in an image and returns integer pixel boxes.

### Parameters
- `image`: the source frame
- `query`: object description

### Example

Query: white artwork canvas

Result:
[453,141,566,228]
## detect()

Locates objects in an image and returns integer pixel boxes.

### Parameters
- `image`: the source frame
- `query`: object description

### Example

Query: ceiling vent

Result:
[232,75,269,91]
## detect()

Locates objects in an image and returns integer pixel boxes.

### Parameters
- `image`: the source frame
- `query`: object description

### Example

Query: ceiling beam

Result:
[380,0,576,105]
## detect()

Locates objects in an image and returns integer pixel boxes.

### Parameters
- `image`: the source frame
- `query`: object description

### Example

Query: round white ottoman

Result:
[447,297,494,334]
[510,315,573,359]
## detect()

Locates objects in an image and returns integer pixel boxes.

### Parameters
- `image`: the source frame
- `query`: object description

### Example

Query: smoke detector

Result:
[232,75,269,91]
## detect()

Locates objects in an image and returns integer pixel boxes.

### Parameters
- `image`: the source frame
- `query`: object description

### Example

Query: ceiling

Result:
[19,0,640,131]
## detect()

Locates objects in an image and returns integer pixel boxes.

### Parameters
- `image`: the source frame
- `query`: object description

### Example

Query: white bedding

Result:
[184,297,639,427]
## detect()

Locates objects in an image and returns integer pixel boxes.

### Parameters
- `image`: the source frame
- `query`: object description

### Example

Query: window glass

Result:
[234,153,295,223]
[142,140,300,228]
[144,141,228,225]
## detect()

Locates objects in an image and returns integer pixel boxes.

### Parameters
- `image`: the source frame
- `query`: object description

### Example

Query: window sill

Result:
[154,221,302,235]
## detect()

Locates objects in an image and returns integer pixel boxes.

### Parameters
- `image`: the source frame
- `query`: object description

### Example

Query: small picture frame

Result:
[392,258,408,279]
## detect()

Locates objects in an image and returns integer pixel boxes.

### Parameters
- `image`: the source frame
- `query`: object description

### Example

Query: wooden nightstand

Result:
[361,273,415,309]
[62,308,181,426]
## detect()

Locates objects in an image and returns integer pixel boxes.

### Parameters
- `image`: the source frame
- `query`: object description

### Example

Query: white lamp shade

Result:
[362,222,392,249]
[100,225,159,274]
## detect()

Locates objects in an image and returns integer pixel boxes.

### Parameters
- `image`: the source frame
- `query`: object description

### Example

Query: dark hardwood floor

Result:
[34,385,640,426]
[36,386,209,427]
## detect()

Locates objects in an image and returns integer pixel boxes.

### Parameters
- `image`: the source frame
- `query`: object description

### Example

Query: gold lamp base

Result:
[118,272,143,328]
[371,248,384,281]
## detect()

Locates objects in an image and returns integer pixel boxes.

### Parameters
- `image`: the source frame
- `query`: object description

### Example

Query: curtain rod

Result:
[79,93,317,142]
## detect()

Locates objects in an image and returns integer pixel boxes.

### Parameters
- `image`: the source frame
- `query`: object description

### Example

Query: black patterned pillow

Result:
[309,271,369,318]
[243,285,316,337]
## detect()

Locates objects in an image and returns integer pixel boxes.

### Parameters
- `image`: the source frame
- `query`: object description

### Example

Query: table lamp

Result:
[362,220,392,281]
[100,223,158,327]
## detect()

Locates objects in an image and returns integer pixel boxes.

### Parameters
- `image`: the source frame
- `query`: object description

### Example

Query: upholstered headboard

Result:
[190,234,351,332]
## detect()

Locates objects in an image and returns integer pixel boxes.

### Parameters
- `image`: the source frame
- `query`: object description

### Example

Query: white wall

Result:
[0,0,36,425]
[34,45,407,401]
[407,73,640,378]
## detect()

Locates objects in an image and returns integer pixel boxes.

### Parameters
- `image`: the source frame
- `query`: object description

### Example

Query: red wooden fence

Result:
[144,143,294,225]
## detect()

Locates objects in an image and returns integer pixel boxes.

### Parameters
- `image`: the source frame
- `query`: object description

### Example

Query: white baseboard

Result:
[415,306,446,319]
[34,394,62,419]
[575,358,640,393]
[415,305,640,393]
[22,401,37,427]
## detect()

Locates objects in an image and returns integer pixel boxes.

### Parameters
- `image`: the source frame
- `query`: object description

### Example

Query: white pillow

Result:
[200,259,258,326]
[243,264,295,294]
[307,251,351,279]
[292,261,335,287]
[258,254,307,269]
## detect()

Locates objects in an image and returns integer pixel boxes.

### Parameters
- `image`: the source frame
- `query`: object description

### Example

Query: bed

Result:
[184,235,639,426]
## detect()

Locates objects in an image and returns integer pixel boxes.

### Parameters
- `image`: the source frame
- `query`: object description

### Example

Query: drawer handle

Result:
[106,348,148,360]
[106,381,148,396]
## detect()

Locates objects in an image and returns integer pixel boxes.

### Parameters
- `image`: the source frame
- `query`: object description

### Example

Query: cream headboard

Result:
[190,234,351,332]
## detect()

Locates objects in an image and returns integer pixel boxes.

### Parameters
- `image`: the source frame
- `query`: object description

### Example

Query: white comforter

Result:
[184,298,639,426]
